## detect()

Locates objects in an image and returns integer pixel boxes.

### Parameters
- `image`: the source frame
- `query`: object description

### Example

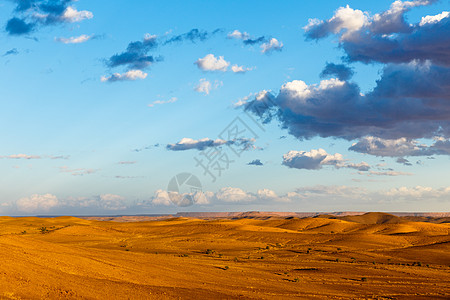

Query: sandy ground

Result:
[0,212,449,299]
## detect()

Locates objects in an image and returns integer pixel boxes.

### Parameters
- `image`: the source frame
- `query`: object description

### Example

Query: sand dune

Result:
[0,214,449,299]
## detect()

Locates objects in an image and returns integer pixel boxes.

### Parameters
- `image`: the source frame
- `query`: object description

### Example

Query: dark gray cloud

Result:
[242,62,450,141]
[282,148,370,171]
[243,36,266,45]
[106,35,159,70]
[6,17,35,35]
[164,28,222,45]
[320,63,354,81]
[2,48,19,56]
[167,137,255,151]
[396,157,412,166]
[304,1,449,67]
[349,136,450,157]
[5,0,92,36]
[247,159,263,166]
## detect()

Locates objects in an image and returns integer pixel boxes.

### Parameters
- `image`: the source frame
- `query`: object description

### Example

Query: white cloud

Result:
[195,54,230,72]
[216,187,256,203]
[101,70,148,82]
[98,194,127,210]
[55,34,93,44]
[420,11,450,26]
[282,148,370,171]
[167,137,255,151]
[151,190,172,206]
[62,6,93,23]
[16,194,59,213]
[227,30,250,40]
[148,97,178,107]
[231,64,252,73]
[261,38,284,53]
[194,78,222,95]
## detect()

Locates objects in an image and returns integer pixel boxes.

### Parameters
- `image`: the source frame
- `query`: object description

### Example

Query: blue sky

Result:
[1,0,449,215]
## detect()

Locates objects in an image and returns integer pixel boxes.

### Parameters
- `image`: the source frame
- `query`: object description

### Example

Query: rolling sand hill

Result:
[0,213,449,299]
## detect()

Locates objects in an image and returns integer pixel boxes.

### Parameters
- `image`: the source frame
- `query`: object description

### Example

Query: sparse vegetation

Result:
[39,227,48,234]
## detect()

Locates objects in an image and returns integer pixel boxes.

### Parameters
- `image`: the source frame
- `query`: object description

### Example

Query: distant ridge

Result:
[23,211,450,223]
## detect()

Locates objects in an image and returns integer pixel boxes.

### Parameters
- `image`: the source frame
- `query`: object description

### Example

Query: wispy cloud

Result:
[59,166,98,176]
[55,34,93,44]
[148,97,178,107]
[167,137,256,151]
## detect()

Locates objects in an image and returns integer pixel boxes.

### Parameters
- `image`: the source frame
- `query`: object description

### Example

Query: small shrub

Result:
[361,277,367,282]
[21,230,27,235]
[218,254,223,258]
[293,278,299,282]
[234,257,239,262]
[224,266,229,270]
[417,262,422,267]
[337,247,342,251]
[335,258,339,262]
[266,246,270,250]
[205,249,214,255]
[39,227,48,234]
[125,249,130,251]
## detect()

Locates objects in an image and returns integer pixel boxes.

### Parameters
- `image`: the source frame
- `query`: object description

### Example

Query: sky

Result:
[0,0,449,215]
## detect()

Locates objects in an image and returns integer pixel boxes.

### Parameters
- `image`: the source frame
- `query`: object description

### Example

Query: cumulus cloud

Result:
[151,189,208,206]
[261,38,284,53]
[304,1,450,66]
[148,97,178,107]
[194,78,222,95]
[101,70,147,82]
[227,30,250,40]
[5,1,93,36]
[215,187,256,203]
[16,194,59,213]
[55,34,93,44]
[282,148,370,171]
[167,137,255,151]
[304,5,368,40]
[241,61,450,141]
[195,54,230,72]
[247,159,263,166]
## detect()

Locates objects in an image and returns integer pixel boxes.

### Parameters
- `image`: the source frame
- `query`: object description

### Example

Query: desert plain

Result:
[0,212,449,299]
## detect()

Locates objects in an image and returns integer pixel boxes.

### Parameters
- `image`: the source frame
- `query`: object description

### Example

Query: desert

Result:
[0,212,449,299]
